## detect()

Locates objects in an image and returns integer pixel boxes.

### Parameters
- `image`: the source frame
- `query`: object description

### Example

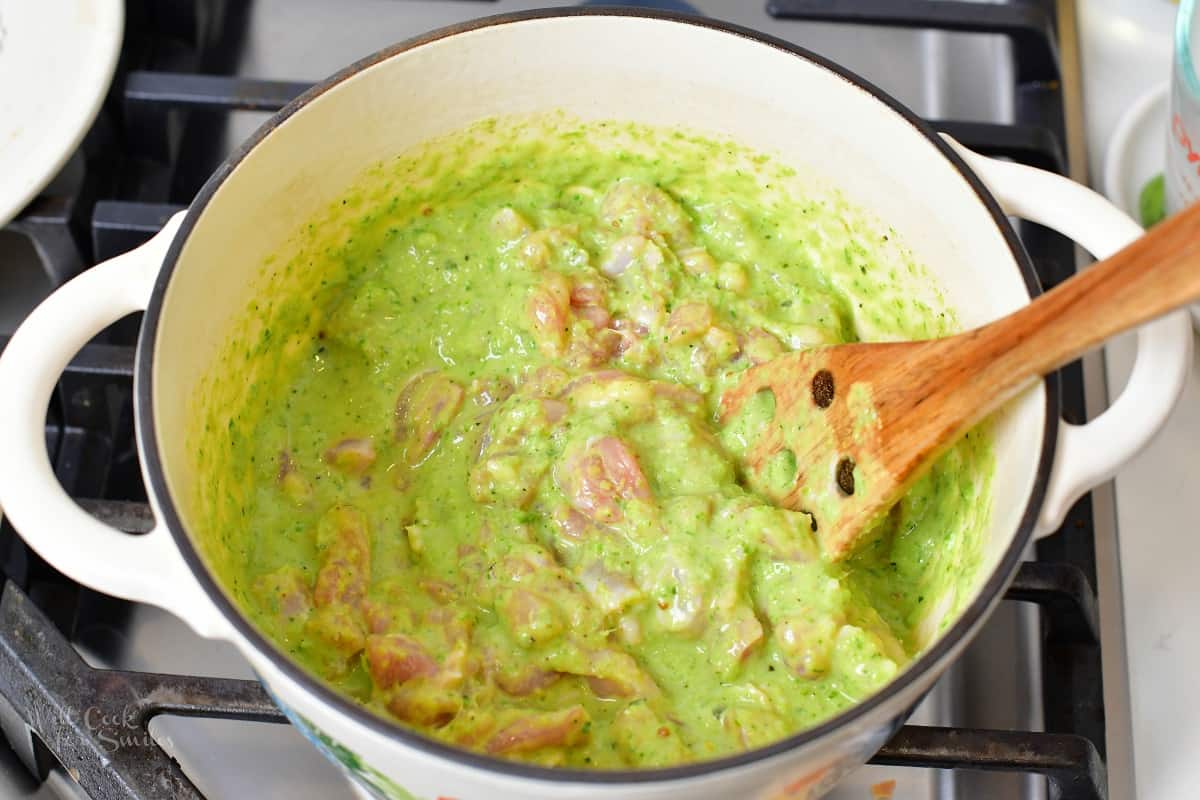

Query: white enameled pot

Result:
[0,10,1190,800]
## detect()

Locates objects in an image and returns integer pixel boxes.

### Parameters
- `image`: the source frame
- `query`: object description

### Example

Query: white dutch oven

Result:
[0,10,1191,800]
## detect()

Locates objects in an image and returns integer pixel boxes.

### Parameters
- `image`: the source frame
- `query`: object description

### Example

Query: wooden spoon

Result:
[720,200,1200,561]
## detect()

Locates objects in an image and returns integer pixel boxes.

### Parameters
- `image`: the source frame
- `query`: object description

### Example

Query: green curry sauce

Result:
[192,116,992,768]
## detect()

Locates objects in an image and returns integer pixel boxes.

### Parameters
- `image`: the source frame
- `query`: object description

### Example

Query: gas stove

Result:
[0,2,1121,799]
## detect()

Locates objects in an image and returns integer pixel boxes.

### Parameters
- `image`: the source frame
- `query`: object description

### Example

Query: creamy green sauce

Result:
[192,116,992,768]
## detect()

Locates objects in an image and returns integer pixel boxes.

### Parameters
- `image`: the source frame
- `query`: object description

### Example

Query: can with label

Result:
[1166,0,1200,330]
[1167,0,1200,215]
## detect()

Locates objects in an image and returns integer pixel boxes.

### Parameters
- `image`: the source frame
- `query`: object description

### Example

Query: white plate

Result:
[1103,82,1200,332]
[0,0,124,228]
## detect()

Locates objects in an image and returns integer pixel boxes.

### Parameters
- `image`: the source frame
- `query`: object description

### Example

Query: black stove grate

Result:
[0,2,1109,799]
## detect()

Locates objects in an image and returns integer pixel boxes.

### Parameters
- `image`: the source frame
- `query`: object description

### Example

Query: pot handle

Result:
[947,139,1193,537]
[0,212,232,640]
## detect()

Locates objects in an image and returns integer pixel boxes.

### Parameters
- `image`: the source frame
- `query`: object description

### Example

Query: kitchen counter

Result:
[1104,331,1200,799]
[1080,2,1200,797]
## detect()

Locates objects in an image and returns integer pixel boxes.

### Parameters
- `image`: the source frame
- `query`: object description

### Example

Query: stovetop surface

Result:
[0,2,1118,799]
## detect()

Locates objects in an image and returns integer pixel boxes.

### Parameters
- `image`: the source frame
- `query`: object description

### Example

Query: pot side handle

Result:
[946,139,1193,538]
[0,212,232,640]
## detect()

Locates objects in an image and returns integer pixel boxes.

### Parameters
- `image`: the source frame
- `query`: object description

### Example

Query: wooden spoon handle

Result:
[964,200,1200,403]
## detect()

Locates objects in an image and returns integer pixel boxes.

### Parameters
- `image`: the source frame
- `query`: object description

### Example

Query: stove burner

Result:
[0,583,284,800]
